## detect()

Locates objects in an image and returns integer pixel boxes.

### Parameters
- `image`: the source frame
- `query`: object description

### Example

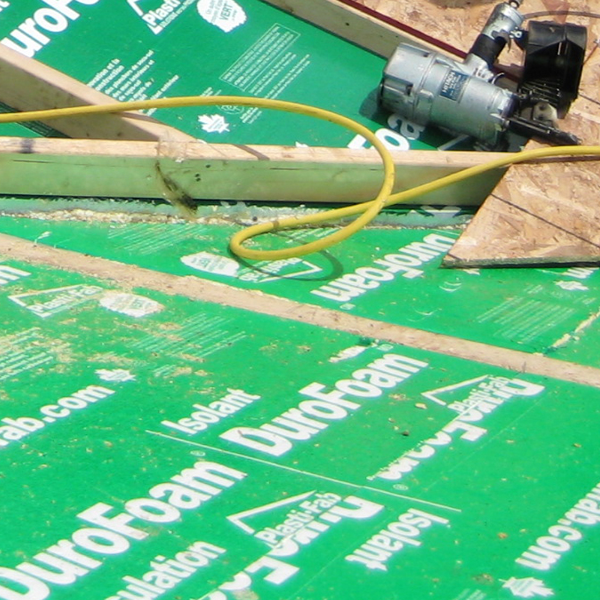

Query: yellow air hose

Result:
[0,95,598,261]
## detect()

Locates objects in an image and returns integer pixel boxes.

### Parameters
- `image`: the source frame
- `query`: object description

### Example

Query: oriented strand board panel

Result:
[444,33,600,266]
[354,0,596,69]
[444,86,600,266]
[444,151,600,266]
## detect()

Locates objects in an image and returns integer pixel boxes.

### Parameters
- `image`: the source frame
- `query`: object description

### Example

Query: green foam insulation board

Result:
[0,255,599,600]
[0,0,457,150]
[1,216,598,367]
[0,1,599,599]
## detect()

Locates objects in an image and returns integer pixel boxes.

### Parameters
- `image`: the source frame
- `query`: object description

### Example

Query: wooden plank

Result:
[0,45,194,142]
[0,137,505,205]
[0,9,497,209]
[261,0,457,58]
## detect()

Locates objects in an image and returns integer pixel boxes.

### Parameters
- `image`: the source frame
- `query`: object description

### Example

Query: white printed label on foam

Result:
[181,252,240,277]
[100,293,164,318]
[197,0,247,33]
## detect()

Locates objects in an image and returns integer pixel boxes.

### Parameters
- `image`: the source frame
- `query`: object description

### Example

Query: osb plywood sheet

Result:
[355,0,500,57]
[355,0,599,63]
[445,67,600,265]
[445,154,600,265]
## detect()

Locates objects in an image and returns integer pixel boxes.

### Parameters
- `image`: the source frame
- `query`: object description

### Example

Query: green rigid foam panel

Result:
[0,255,599,600]
[0,2,598,598]
[0,0,458,151]
[1,216,598,365]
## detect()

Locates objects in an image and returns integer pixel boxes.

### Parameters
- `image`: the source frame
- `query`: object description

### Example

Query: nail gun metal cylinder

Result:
[467,1,525,73]
[379,44,517,148]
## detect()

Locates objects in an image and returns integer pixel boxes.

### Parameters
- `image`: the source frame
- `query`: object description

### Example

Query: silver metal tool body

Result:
[379,1,585,148]
[380,44,516,147]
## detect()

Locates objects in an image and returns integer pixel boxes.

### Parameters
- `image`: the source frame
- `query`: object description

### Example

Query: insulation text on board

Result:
[346,508,450,571]
[1,0,102,58]
[162,388,260,435]
[220,353,428,457]
[311,234,455,303]
[516,481,600,572]
[105,540,226,600]
[371,377,544,482]
[0,461,246,600]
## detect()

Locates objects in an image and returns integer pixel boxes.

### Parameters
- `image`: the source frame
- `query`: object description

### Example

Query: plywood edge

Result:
[0,45,194,142]
[444,185,600,268]
[445,249,600,268]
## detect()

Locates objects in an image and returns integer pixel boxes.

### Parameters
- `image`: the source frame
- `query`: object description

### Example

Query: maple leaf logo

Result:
[503,577,554,598]
[198,114,230,134]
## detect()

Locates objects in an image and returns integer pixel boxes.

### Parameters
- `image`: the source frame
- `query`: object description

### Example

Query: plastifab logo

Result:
[9,284,103,318]
[126,0,196,34]
[1,0,102,58]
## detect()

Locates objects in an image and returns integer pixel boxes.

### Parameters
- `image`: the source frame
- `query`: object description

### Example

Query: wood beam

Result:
[0,45,194,142]
[0,137,505,205]
[261,0,452,58]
